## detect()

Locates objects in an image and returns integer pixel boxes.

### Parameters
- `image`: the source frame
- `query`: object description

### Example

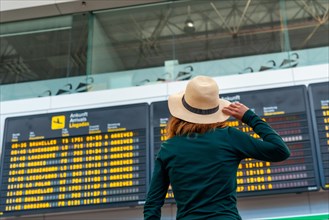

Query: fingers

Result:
[223,103,241,113]
[222,105,238,116]
[222,107,234,116]
[222,102,249,121]
[230,102,243,109]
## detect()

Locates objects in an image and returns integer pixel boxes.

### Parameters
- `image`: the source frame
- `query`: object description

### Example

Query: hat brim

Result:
[168,91,231,124]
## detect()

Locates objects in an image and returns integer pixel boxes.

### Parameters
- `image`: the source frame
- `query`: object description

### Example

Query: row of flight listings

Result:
[0,82,327,217]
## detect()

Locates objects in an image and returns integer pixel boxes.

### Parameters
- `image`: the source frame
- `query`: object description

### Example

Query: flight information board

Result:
[150,101,174,201]
[150,85,319,200]
[0,104,149,216]
[309,82,329,190]
[221,85,319,196]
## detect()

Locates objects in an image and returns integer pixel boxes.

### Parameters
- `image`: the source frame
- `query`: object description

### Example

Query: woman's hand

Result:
[222,102,249,121]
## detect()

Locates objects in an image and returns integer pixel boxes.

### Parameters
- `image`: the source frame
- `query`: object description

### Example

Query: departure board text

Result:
[309,82,329,189]
[0,104,149,216]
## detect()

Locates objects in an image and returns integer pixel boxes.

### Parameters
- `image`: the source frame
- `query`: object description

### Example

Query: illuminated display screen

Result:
[0,104,149,216]
[151,85,319,200]
[309,82,329,190]
[221,85,319,196]
[150,101,174,201]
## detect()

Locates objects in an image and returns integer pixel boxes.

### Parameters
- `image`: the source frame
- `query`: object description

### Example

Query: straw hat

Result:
[168,75,231,124]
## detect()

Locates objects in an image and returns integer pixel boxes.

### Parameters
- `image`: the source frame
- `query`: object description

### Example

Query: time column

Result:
[316,108,329,189]
[309,82,329,190]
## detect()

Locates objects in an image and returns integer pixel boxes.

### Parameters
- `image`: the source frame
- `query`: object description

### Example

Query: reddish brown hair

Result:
[166,116,227,139]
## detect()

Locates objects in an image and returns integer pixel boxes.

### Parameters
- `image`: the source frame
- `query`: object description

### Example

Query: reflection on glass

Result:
[0,14,88,85]
[0,0,328,101]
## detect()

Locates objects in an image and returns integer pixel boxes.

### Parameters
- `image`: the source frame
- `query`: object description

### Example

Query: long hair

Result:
[166,116,227,139]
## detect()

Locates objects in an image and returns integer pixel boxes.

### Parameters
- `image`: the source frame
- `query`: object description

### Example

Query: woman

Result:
[144,76,290,220]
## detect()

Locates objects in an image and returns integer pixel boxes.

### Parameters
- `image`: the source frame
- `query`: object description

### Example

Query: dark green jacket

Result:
[144,110,290,220]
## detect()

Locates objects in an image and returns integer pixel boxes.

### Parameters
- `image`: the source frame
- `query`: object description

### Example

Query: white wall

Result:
[0,64,328,219]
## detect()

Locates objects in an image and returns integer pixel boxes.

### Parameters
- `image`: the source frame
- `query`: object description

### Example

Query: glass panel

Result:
[0,13,89,101]
[173,0,284,63]
[286,0,329,50]
[91,3,176,86]
[68,13,89,77]
[0,0,328,102]
[0,66,165,101]
[0,14,88,85]
[92,3,174,73]
[92,1,287,73]
[285,0,329,67]
[0,75,94,101]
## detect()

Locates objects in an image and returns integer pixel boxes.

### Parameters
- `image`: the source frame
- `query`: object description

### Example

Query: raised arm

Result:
[222,102,291,162]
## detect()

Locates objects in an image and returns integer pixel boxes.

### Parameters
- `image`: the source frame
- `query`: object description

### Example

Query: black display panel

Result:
[309,82,329,190]
[221,85,319,196]
[150,85,319,201]
[150,101,174,201]
[0,104,149,217]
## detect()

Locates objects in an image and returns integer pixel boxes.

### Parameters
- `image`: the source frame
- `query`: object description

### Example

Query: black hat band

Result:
[182,95,219,115]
